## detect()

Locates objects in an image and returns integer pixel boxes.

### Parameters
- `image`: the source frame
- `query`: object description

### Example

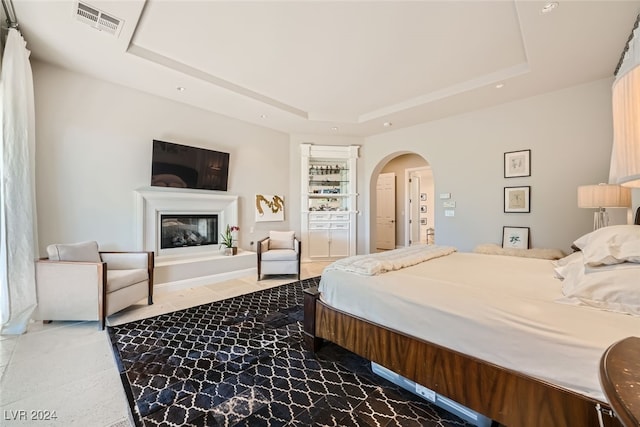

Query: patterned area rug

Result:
[107,277,473,426]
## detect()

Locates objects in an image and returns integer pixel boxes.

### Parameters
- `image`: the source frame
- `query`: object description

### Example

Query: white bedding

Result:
[318,250,640,401]
[324,244,456,275]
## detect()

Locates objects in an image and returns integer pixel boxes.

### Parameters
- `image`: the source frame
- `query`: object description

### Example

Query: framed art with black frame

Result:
[504,149,531,178]
[504,186,530,213]
[502,226,530,249]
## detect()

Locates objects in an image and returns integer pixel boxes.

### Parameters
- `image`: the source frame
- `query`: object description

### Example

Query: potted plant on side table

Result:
[220,225,239,255]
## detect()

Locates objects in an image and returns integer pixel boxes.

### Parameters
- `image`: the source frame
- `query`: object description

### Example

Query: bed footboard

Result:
[304,286,621,427]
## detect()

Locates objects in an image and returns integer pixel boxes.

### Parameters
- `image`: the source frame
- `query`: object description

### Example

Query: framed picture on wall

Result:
[255,194,285,222]
[502,226,530,249]
[504,149,531,178]
[504,186,530,213]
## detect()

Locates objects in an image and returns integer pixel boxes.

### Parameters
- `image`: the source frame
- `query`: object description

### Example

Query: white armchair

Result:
[34,241,154,329]
[257,231,301,281]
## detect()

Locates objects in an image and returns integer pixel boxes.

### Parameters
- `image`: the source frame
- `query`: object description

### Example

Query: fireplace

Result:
[135,187,238,259]
[161,214,218,249]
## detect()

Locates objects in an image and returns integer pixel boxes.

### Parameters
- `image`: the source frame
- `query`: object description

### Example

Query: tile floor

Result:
[0,262,330,427]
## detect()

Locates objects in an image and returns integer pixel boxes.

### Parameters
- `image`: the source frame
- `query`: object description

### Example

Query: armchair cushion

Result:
[269,231,295,249]
[107,269,148,293]
[46,241,101,262]
[261,248,298,261]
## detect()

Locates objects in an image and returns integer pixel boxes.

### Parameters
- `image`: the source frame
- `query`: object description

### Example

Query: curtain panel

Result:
[0,28,38,335]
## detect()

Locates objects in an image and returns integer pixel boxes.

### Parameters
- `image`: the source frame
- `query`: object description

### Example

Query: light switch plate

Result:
[443,201,456,208]
[439,193,451,199]
[445,209,455,217]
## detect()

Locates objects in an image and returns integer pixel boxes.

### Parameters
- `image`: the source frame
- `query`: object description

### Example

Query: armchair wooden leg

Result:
[148,279,154,305]
[148,251,154,305]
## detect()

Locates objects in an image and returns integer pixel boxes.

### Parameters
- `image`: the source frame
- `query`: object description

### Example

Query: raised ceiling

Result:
[9,0,640,136]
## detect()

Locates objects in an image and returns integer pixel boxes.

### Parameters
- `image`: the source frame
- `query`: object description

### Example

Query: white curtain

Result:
[0,28,38,335]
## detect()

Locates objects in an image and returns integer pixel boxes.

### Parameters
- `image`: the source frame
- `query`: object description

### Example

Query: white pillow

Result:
[269,231,295,250]
[46,241,101,262]
[552,251,583,279]
[557,260,640,316]
[572,225,640,266]
[552,251,583,268]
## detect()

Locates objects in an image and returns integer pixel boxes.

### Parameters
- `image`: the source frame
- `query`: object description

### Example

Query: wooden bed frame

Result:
[303,286,621,427]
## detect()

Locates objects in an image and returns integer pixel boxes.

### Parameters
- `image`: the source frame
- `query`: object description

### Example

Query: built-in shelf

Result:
[301,144,359,262]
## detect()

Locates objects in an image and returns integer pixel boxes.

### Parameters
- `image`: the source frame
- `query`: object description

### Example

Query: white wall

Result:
[32,61,290,255]
[33,61,626,258]
[363,78,619,254]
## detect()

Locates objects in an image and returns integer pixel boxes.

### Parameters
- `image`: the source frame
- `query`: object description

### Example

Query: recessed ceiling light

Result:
[495,83,505,89]
[260,114,268,119]
[541,2,558,14]
[176,86,185,92]
[383,122,393,127]
[330,126,339,131]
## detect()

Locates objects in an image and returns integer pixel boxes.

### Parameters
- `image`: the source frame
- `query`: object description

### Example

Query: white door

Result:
[376,173,396,250]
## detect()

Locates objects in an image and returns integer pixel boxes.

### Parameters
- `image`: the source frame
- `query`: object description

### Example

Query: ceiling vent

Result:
[75,1,123,37]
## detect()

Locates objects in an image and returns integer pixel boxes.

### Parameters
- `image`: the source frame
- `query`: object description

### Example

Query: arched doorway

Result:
[371,153,432,252]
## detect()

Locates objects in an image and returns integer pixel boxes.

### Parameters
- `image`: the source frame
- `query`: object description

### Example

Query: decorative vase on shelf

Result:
[222,246,237,256]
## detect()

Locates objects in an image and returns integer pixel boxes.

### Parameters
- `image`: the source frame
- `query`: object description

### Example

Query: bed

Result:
[303,225,640,427]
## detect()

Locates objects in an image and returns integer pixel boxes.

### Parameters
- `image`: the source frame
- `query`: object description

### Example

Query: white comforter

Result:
[319,251,640,401]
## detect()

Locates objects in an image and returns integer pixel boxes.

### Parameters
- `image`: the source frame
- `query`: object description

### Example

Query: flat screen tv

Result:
[151,140,230,191]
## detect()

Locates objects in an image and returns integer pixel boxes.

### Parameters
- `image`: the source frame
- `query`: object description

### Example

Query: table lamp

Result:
[577,184,631,230]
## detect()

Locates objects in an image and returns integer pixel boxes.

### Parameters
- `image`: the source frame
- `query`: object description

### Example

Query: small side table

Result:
[600,336,640,427]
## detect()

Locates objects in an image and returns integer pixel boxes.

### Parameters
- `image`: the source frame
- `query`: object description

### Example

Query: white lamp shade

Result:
[577,184,631,208]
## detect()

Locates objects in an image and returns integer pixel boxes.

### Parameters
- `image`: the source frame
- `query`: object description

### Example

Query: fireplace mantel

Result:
[135,187,238,260]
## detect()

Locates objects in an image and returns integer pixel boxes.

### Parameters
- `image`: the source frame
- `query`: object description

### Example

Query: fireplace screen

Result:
[161,214,218,249]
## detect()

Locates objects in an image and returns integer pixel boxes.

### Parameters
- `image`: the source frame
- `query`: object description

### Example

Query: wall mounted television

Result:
[151,140,230,191]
